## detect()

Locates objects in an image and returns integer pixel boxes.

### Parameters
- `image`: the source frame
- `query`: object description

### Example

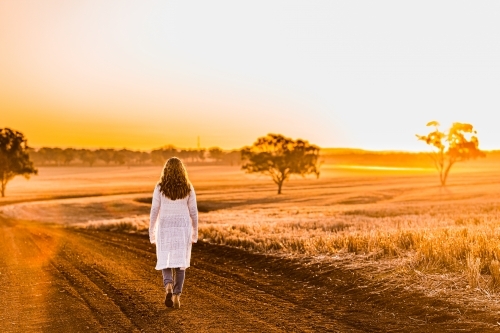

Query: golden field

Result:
[2,159,500,302]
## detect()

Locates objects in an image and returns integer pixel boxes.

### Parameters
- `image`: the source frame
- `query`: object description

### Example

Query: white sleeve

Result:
[149,186,161,244]
[187,185,199,243]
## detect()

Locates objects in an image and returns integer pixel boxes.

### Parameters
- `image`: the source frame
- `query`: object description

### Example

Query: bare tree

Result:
[416,121,485,186]
[0,128,38,197]
[241,134,320,194]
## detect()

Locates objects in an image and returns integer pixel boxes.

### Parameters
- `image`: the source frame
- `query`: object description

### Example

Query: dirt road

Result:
[1,216,498,332]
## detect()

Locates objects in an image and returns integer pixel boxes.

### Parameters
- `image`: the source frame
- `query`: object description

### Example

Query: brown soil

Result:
[1,216,499,333]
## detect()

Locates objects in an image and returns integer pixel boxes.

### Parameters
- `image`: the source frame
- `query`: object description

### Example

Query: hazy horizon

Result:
[24,143,500,154]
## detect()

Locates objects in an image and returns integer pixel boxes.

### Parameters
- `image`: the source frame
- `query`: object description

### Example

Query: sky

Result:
[1,1,499,151]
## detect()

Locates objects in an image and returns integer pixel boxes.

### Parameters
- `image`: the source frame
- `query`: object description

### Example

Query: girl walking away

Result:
[149,157,198,309]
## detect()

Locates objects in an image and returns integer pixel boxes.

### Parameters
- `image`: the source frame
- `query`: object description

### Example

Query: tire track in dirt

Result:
[71,231,348,331]
[50,255,141,332]
[68,229,354,332]
[2,216,499,332]
[73,229,497,332]
[0,218,102,332]
[189,243,494,332]
[70,229,356,331]
[52,233,183,332]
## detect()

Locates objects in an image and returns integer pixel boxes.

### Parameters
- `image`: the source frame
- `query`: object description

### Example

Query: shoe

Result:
[172,294,181,309]
[164,283,173,308]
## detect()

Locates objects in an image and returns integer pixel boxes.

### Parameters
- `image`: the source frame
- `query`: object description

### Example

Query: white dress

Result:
[149,184,198,270]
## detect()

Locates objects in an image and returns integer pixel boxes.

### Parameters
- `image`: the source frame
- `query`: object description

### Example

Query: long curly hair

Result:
[157,157,191,200]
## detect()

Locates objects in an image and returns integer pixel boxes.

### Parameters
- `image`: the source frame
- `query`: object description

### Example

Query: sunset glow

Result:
[1,1,499,151]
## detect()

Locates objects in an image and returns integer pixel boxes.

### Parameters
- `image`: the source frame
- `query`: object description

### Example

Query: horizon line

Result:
[28,145,500,154]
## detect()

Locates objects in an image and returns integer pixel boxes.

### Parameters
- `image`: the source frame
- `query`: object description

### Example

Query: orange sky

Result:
[1,1,500,151]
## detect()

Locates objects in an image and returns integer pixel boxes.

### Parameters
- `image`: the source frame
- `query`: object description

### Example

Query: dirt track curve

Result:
[1,215,499,332]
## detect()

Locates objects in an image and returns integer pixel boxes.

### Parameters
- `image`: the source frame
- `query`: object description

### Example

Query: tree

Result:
[28,147,44,165]
[137,151,150,164]
[241,134,320,194]
[96,148,114,165]
[114,149,134,166]
[222,150,241,166]
[63,148,76,165]
[37,147,56,165]
[208,147,224,162]
[52,148,65,165]
[196,149,206,162]
[79,149,97,166]
[0,128,38,197]
[416,121,485,186]
[151,145,178,165]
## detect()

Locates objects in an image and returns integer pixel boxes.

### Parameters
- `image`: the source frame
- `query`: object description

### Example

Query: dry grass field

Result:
[2,159,500,328]
[197,172,500,303]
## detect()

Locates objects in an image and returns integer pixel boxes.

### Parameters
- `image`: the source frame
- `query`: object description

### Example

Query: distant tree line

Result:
[28,146,242,167]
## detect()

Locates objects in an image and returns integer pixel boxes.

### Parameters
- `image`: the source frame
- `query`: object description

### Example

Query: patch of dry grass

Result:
[198,194,500,292]
[84,221,139,232]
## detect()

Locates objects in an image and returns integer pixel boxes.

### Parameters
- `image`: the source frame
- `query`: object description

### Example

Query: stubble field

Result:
[2,161,500,331]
